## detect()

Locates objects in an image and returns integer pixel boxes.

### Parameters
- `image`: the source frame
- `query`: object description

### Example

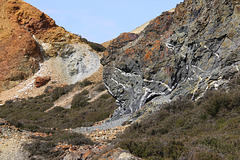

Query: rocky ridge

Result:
[101,0,240,120]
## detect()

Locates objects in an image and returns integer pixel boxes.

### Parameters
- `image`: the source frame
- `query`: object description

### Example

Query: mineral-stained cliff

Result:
[101,0,240,119]
[0,0,101,93]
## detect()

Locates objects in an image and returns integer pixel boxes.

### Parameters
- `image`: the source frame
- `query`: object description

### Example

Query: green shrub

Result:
[51,84,74,101]
[195,152,222,160]
[200,89,240,117]
[24,140,62,159]
[94,84,106,92]
[118,139,185,159]
[100,93,111,99]
[81,37,106,52]
[71,92,89,109]
[50,106,65,113]
[77,79,93,87]
[200,137,237,154]
[82,89,89,95]
[0,88,117,132]
[163,97,194,113]
[52,131,94,146]
[23,131,94,159]
[117,85,240,159]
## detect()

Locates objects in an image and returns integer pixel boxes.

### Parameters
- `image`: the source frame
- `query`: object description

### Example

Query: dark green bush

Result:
[94,84,106,92]
[81,37,106,52]
[119,139,184,159]
[24,140,61,159]
[81,79,93,87]
[100,93,111,99]
[71,92,89,109]
[23,131,94,159]
[200,89,240,117]
[118,85,240,159]
[82,89,89,95]
[49,106,65,113]
[52,131,94,146]
[51,84,74,101]
[0,89,117,132]
[163,97,194,113]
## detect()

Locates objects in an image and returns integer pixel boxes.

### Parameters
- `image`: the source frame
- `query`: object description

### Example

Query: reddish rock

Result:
[69,146,79,152]
[34,76,51,88]
[0,0,84,93]
[33,132,52,137]
[82,150,91,159]
[109,33,139,49]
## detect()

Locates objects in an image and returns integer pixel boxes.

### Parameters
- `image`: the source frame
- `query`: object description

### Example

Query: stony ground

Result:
[0,119,31,160]
[63,117,140,160]
[0,116,139,160]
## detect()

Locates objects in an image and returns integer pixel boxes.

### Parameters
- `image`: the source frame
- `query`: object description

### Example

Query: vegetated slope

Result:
[101,0,240,120]
[0,79,118,159]
[118,76,240,160]
[1,80,117,132]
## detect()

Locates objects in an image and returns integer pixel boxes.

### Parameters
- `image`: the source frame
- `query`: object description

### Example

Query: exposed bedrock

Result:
[34,37,101,84]
[101,0,240,120]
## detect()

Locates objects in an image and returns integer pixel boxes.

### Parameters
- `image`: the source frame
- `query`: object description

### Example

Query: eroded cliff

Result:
[0,0,102,97]
[101,0,240,119]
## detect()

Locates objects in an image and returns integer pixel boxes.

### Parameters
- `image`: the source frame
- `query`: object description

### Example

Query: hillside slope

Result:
[101,0,240,119]
[0,0,103,102]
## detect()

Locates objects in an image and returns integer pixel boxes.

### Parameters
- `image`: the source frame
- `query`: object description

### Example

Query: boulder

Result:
[34,76,51,88]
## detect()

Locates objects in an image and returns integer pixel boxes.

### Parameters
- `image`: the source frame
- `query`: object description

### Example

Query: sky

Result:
[23,0,183,43]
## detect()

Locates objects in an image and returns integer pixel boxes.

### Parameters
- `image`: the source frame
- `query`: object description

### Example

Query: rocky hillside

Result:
[101,0,240,119]
[0,0,104,102]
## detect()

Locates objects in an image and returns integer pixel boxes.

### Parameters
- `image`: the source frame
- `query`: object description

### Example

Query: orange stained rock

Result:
[83,150,91,159]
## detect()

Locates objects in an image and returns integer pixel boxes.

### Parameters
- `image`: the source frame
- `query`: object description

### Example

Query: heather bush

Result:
[23,131,93,159]
[94,84,106,92]
[0,84,117,132]
[100,93,111,99]
[118,85,240,159]
[71,91,90,109]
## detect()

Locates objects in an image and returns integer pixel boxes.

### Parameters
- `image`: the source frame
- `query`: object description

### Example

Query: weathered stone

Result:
[101,0,240,120]
[34,76,51,88]
[99,148,141,160]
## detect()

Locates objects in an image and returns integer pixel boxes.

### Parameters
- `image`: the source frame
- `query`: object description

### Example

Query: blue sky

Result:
[23,0,183,43]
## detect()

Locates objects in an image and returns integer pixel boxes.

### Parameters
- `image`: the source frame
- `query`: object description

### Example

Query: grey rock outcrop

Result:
[34,36,101,84]
[101,0,240,120]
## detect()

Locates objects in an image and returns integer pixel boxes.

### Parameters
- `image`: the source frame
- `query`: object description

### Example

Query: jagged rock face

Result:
[101,0,240,119]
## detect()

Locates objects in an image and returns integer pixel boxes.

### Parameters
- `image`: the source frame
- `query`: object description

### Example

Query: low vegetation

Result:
[0,80,117,159]
[24,131,93,159]
[75,33,106,52]
[0,81,117,131]
[118,86,240,159]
